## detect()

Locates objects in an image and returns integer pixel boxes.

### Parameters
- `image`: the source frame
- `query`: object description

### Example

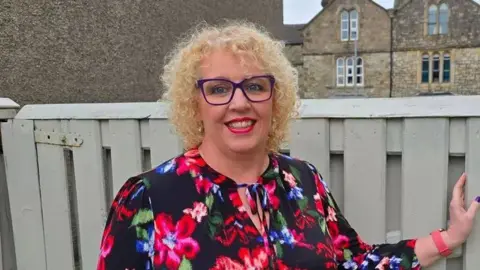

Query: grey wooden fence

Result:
[1,96,480,270]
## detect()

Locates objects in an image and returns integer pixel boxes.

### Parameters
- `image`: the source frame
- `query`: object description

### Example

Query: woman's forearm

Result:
[414,230,458,267]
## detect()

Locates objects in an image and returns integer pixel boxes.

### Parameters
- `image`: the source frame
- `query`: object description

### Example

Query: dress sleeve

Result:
[97,176,155,270]
[305,162,422,270]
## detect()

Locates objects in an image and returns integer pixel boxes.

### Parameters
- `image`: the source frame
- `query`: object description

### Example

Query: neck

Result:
[198,140,269,184]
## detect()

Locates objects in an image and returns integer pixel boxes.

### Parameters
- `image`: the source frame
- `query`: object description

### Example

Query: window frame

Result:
[340,8,359,41]
[336,56,364,87]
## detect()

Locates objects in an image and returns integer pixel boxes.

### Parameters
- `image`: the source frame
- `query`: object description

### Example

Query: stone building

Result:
[299,0,392,98]
[289,0,480,98]
[0,0,285,105]
[391,0,480,96]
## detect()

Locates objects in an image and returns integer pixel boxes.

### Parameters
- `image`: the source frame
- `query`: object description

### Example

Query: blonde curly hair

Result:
[160,20,300,152]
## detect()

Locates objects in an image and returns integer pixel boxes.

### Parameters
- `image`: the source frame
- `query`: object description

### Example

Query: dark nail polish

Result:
[476,196,480,203]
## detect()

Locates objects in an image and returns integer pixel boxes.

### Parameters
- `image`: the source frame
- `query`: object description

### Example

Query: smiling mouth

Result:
[225,119,256,134]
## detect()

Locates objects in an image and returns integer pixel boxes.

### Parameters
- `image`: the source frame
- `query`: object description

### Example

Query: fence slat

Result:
[0,152,15,270]
[149,120,183,167]
[2,120,47,270]
[109,120,142,196]
[35,120,76,270]
[290,119,330,185]
[70,120,107,270]
[464,118,480,270]
[402,118,449,270]
[344,119,387,244]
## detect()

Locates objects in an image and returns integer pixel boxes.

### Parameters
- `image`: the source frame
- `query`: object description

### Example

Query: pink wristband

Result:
[430,229,452,257]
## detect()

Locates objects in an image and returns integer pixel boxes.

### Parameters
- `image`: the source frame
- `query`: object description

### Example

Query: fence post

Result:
[0,98,20,270]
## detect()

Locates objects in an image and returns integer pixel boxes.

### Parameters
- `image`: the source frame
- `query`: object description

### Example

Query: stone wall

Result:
[284,44,303,66]
[393,0,480,51]
[300,52,390,98]
[392,48,480,96]
[302,0,391,55]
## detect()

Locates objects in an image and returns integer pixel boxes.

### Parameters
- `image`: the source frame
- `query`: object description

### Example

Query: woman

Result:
[97,21,479,269]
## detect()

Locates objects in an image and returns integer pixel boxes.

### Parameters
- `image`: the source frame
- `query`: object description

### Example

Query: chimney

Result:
[321,0,332,8]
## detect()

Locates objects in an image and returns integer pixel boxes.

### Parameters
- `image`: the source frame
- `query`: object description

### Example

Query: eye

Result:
[245,83,264,91]
[210,86,229,94]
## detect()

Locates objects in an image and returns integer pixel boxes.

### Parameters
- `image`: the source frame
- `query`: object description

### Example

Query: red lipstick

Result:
[225,117,256,134]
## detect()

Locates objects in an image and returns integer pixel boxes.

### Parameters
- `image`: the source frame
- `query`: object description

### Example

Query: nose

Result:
[229,86,250,110]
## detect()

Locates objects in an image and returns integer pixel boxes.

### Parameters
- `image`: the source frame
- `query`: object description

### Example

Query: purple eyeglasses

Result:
[196,75,275,105]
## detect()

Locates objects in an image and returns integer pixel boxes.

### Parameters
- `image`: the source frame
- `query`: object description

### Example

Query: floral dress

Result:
[97,148,421,270]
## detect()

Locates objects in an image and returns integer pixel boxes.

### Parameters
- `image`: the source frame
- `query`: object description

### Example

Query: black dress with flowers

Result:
[97,148,421,270]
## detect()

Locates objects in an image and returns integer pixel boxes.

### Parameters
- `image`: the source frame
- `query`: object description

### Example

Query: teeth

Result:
[228,120,254,128]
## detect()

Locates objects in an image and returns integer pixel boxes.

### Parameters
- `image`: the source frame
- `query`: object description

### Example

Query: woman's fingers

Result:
[452,173,467,207]
[466,197,480,219]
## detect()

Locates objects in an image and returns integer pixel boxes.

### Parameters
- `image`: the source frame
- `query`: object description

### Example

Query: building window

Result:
[356,57,363,85]
[340,9,359,41]
[443,53,450,82]
[350,10,358,40]
[336,58,345,85]
[428,3,449,35]
[428,5,438,35]
[432,54,440,82]
[336,57,363,86]
[341,11,349,41]
[439,4,449,34]
[422,54,430,83]
[420,53,451,84]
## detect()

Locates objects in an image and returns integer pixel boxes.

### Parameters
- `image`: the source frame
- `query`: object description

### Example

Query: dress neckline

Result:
[184,148,281,189]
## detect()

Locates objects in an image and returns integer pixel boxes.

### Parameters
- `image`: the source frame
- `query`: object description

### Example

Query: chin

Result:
[225,140,262,154]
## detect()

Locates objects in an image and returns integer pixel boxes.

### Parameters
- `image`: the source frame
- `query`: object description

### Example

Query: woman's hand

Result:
[445,173,480,249]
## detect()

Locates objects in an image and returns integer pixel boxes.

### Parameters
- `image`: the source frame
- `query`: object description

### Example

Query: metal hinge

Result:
[34,129,83,147]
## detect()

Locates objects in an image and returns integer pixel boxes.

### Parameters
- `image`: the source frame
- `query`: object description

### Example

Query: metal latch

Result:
[34,129,83,147]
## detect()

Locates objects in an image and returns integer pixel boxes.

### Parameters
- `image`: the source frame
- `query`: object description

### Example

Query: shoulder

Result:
[274,152,323,178]
[273,152,329,193]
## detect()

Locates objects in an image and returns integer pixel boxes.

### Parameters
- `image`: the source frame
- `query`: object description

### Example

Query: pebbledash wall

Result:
[1,96,480,270]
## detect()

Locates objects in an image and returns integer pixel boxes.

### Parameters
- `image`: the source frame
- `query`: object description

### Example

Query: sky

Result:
[283,0,480,24]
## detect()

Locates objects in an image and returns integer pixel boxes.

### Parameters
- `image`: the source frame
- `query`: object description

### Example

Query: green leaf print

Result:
[205,193,214,210]
[131,208,154,226]
[275,242,284,258]
[272,211,288,230]
[343,249,353,261]
[136,227,149,240]
[306,209,321,219]
[207,211,223,238]
[400,253,411,268]
[179,256,192,270]
[289,165,302,184]
[297,197,309,211]
[318,216,327,234]
[141,178,151,189]
[263,168,278,178]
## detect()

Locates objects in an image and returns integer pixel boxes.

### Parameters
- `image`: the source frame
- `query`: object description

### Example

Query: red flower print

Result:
[313,172,327,197]
[194,175,214,194]
[97,223,114,270]
[316,242,336,261]
[154,213,200,269]
[282,171,297,187]
[229,190,245,210]
[291,229,314,249]
[175,154,206,176]
[263,180,280,210]
[294,209,315,229]
[183,202,207,223]
[326,206,337,222]
[211,247,269,270]
[215,215,257,246]
[313,193,325,216]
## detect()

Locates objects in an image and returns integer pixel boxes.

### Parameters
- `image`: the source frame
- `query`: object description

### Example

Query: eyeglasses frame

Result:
[196,75,275,106]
